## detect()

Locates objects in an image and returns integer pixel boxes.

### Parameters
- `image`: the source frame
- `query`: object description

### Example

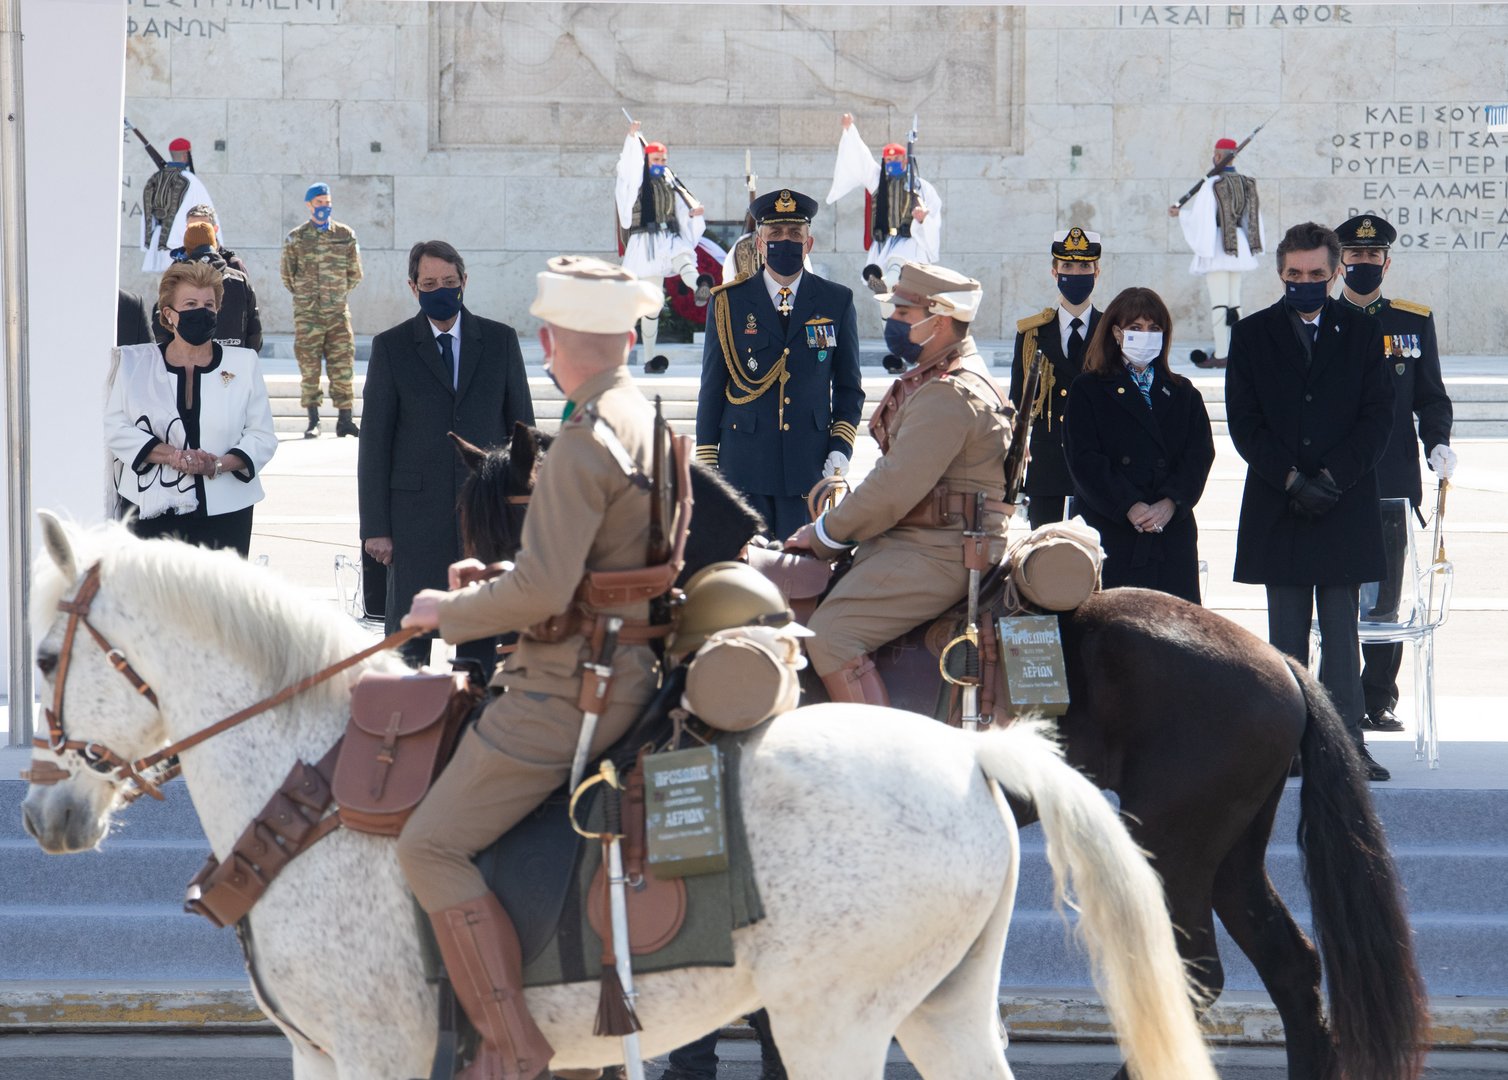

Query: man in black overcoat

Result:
[1010,227,1103,527]
[1334,213,1456,733]
[1226,221,1395,781]
[360,240,535,670]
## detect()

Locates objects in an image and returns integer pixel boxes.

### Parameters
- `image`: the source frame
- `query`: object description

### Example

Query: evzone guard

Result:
[615,118,715,374]
[825,113,941,296]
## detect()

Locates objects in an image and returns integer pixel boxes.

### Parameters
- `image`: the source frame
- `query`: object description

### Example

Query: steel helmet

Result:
[667,561,808,661]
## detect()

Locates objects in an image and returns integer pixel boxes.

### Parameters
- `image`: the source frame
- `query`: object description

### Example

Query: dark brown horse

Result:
[454,424,1427,1080]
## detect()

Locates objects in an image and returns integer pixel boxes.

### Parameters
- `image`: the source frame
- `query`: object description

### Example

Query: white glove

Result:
[822,451,850,478]
[1427,444,1457,480]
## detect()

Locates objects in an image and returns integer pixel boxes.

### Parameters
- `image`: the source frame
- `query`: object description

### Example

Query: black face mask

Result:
[764,239,804,277]
[1343,261,1385,296]
[1057,273,1095,306]
[173,307,218,346]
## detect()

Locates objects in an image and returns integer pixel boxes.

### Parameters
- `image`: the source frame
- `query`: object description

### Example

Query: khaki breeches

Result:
[805,537,968,677]
[397,652,657,914]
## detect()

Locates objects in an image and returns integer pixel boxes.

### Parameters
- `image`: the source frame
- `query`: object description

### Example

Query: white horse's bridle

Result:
[23,560,419,801]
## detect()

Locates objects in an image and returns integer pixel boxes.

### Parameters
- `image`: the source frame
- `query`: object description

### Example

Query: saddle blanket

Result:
[471,735,764,988]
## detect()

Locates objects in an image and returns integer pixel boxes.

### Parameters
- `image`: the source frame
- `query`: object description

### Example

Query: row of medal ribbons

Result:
[1384,334,1422,359]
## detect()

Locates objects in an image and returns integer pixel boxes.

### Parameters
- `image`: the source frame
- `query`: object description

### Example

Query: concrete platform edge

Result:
[3,984,1504,1049]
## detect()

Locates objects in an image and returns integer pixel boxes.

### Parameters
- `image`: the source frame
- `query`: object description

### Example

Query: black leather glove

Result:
[1288,471,1341,519]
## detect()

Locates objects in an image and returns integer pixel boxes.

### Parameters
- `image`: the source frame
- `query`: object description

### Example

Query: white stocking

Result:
[640,312,660,360]
[1205,270,1244,359]
[672,251,700,291]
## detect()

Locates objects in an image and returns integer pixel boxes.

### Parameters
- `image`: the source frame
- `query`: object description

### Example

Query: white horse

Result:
[21,514,1217,1080]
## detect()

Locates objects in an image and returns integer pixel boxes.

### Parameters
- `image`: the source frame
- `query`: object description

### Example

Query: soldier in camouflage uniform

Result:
[280,182,363,437]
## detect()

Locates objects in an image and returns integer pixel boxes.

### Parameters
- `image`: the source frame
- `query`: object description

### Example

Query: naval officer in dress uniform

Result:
[1009,227,1103,527]
[696,188,864,540]
[1334,213,1456,734]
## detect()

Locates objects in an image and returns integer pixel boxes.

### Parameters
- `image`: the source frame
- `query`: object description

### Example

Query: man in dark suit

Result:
[360,240,535,670]
[1334,213,1456,734]
[1226,221,1395,781]
[696,188,863,540]
[117,289,153,347]
[1010,227,1103,527]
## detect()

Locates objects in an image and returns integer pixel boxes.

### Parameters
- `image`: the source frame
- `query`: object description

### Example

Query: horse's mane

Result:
[35,522,394,709]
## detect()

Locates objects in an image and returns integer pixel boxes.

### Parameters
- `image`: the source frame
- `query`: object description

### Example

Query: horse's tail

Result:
[1287,656,1428,1080]
[974,723,1217,1080]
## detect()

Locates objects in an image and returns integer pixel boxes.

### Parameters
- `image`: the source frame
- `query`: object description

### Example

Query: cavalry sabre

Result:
[570,616,623,792]
[569,761,646,1080]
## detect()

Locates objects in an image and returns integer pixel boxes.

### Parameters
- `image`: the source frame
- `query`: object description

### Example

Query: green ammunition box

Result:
[644,744,729,879]
[996,615,1070,716]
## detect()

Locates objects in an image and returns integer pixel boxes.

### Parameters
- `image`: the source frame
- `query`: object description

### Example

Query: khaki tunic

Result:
[397,366,661,913]
[806,338,1013,676]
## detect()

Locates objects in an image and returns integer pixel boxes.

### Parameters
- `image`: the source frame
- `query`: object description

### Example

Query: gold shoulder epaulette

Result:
[1016,306,1057,334]
[1389,298,1431,317]
[710,276,744,296]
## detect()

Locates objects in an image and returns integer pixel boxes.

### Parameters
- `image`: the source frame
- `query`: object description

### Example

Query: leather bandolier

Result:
[867,344,1013,535]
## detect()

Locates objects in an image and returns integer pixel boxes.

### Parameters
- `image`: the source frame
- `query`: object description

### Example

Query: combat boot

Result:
[336,408,360,438]
[430,893,553,1080]
[304,406,321,439]
[820,654,890,707]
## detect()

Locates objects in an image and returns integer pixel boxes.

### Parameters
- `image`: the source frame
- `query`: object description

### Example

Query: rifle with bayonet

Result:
[902,113,922,221]
[124,117,166,171]
[647,397,675,636]
[1171,116,1271,211]
[1003,349,1046,508]
[622,108,702,213]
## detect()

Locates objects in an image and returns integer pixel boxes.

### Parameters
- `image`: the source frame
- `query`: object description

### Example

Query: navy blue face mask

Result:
[883,316,928,365]
[649,163,667,178]
[764,239,804,277]
[1283,278,1332,312]
[1057,273,1095,306]
[1343,261,1385,296]
[884,160,906,178]
[418,285,463,321]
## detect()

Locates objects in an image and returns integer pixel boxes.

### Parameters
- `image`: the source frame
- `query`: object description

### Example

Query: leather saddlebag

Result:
[333,672,480,836]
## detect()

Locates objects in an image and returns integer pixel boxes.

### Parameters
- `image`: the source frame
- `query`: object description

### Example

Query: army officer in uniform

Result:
[1010,227,1103,527]
[398,257,668,1080]
[785,262,1013,706]
[1334,213,1456,733]
[696,189,864,540]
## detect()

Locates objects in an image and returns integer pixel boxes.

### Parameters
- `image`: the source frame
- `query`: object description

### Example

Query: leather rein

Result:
[25,561,420,802]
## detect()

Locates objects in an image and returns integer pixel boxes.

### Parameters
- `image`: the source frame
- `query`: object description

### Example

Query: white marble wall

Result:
[120,2,1508,354]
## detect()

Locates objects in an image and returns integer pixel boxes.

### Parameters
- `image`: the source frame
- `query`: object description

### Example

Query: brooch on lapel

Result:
[221,372,236,386]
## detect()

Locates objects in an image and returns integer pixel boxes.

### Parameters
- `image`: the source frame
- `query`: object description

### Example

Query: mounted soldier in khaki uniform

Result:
[396,257,668,1080]
[785,263,1014,706]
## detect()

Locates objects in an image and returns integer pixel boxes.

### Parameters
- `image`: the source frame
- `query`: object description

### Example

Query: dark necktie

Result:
[1310,322,1320,347]
[1068,316,1085,366]
[438,332,455,389]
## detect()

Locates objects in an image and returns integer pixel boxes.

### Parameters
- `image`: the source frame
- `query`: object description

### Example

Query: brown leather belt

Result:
[525,606,672,647]
[896,484,1012,529]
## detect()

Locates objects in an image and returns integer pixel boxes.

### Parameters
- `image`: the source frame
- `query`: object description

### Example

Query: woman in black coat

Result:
[1064,287,1215,603]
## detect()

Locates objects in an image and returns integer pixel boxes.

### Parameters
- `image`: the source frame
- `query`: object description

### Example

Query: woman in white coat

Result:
[106,260,277,556]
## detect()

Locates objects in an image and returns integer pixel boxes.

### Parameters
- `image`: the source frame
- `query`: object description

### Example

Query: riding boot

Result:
[303,406,321,439]
[819,654,890,707]
[336,408,361,438]
[429,893,554,1080]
